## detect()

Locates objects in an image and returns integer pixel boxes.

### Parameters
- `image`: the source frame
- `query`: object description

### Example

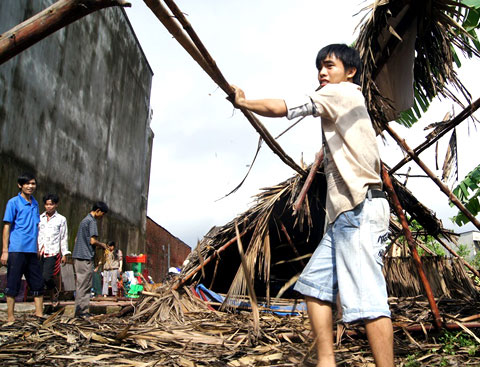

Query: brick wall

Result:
[145,216,191,282]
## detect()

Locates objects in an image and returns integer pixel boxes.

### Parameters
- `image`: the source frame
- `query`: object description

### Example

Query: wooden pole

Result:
[382,164,443,330]
[162,0,231,95]
[390,97,480,174]
[293,150,324,213]
[386,124,480,231]
[0,0,130,66]
[142,0,217,82]
[144,0,306,177]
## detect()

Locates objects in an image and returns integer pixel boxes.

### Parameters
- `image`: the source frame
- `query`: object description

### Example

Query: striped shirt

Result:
[72,214,98,260]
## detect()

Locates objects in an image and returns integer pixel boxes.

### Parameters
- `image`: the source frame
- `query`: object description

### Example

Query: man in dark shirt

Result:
[72,202,108,317]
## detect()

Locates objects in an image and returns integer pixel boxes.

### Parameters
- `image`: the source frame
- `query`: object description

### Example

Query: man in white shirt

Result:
[231,44,393,367]
[38,193,69,305]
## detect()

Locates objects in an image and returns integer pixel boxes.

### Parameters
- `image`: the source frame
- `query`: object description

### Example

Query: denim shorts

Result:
[294,196,390,323]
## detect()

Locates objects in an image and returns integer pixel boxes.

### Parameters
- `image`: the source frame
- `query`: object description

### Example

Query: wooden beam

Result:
[144,0,307,177]
[382,164,443,330]
[0,0,131,66]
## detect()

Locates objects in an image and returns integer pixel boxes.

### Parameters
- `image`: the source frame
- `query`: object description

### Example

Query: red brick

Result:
[146,216,191,283]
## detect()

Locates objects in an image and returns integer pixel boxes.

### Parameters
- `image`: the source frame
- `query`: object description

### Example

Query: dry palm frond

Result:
[179,167,326,301]
[356,0,480,132]
[224,184,287,305]
[132,283,210,324]
[441,128,458,183]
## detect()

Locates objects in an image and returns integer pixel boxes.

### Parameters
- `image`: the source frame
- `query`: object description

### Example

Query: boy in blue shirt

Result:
[2,172,44,322]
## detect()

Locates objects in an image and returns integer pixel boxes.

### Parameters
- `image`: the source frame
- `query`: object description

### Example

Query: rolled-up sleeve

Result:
[284,95,318,120]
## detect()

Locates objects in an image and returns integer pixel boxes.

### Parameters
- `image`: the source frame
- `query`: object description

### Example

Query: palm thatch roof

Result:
[179,168,471,303]
[181,169,327,300]
[356,0,480,132]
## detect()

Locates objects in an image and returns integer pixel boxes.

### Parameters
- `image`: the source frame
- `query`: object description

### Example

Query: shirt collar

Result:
[41,210,57,219]
[17,192,36,206]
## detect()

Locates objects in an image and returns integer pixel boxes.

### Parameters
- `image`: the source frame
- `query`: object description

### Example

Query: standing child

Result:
[100,241,123,297]
[2,172,44,322]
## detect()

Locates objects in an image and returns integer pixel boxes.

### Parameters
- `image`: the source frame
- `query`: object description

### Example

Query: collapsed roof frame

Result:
[145,0,480,331]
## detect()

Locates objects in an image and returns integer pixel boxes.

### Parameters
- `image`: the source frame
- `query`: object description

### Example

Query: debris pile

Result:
[1,285,479,366]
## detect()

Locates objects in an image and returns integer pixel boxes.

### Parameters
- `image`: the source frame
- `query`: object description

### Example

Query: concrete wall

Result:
[0,1,153,254]
[146,217,191,282]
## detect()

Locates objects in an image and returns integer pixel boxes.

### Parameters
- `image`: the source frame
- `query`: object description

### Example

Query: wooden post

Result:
[0,0,130,65]
[382,164,443,330]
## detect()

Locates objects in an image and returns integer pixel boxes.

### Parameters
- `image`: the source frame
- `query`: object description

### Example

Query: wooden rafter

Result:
[0,0,131,66]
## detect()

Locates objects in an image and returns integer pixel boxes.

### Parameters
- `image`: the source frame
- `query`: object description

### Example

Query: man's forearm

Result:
[238,98,288,117]
[231,85,287,117]
[91,238,106,249]
[94,240,106,248]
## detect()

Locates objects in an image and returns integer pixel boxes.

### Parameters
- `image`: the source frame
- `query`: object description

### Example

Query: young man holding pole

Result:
[231,44,393,367]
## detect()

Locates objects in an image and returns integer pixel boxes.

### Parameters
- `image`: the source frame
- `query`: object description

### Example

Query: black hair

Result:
[316,44,362,85]
[107,241,120,260]
[92,201,109,213]
[18,172,36,187]
[43,193,59,204]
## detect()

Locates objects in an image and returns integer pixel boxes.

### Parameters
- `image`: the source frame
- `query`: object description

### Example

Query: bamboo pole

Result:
[0,0,130,65]
[293,150,324,213]
[144,0,306,176]
[390,97,480,174]
[382,164,443,330]
[386,124,480,231]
